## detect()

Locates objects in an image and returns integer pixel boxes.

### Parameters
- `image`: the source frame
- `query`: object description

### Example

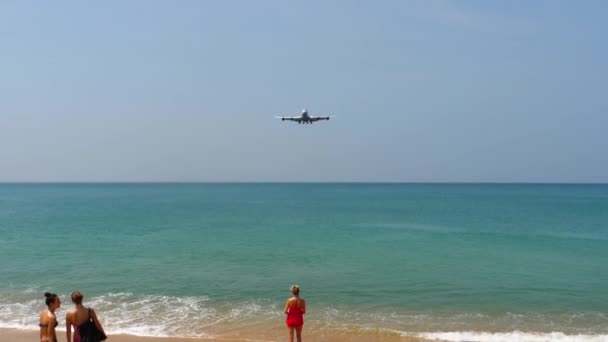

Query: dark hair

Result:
[71,291,83,305]
[44,292,58,306]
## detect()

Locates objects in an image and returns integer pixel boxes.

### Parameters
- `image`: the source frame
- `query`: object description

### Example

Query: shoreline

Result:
[6,329,608,342]
[6,328,608,342]
[0,328,429,342]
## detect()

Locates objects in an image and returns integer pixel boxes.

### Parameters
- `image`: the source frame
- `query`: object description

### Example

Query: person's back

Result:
[285,297,305,326]
[66,306,88,342]
[66,291,106,342]
[284,285,306,342]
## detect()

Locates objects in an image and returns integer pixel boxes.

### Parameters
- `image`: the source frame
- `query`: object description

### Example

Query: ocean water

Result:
[1,183,607,341]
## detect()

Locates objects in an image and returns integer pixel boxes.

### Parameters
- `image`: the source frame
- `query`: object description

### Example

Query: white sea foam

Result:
[0,292,280,337]
[2,292,607,340]
[410,331,608,342]
[0,298,41,331]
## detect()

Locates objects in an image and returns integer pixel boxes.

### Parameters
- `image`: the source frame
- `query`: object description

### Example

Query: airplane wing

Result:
[275,116,302,122]
[310,116,330,122]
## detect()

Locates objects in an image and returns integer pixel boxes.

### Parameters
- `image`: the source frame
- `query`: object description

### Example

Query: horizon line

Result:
[1,181,607,185]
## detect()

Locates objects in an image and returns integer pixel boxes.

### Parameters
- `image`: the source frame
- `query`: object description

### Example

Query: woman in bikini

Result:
[39,292,61,342]
[284,285,306,342]
[65,291,106,342]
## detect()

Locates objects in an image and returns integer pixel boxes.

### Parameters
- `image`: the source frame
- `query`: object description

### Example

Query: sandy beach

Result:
[0,328,429,342]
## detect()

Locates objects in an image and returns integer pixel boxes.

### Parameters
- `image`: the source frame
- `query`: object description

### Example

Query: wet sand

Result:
[0,328,430,342]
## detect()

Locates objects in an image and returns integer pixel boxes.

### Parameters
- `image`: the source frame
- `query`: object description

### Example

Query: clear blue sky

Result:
[1,1,606,182]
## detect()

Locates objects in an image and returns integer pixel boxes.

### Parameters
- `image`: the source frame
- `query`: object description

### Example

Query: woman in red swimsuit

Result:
[284,285,306,342]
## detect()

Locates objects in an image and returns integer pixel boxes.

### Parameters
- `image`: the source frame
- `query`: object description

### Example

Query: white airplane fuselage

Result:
[280,109,330,124]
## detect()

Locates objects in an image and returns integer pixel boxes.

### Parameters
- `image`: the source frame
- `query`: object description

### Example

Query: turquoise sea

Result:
[1,183,607,341]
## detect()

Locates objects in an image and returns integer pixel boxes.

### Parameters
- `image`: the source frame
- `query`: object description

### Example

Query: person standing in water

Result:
[39,292,61,342]
[284,285,306,342]
[65,291,106,342]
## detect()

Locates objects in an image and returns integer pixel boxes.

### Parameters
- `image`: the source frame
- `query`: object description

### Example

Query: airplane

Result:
[275,109,332,124]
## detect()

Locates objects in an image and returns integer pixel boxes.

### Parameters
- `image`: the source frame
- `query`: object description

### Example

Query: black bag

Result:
[79,308,107,342]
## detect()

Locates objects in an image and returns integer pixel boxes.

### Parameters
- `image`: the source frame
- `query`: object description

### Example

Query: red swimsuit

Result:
[286,305,304,327]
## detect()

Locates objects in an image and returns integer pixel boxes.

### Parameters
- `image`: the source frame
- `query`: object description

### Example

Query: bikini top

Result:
[39,320,59,328]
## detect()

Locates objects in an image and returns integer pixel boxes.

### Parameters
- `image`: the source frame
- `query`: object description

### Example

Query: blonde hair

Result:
[291,285,300,296]
[71,291,83,305]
